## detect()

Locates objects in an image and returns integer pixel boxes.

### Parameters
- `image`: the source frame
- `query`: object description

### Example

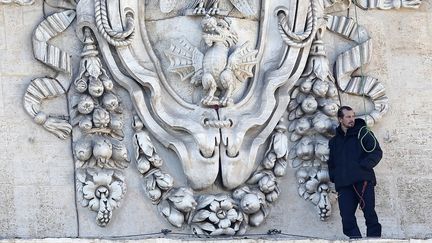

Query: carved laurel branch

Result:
[131,113,292,235]
[72,27,129,226]
[94,0,135,46]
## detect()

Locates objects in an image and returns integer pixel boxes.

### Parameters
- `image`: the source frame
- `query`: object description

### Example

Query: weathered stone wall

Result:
[0,0,431,240]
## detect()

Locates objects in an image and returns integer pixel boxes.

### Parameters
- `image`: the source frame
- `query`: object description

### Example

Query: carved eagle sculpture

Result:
[165,16,258,107]
[159,0,257,17]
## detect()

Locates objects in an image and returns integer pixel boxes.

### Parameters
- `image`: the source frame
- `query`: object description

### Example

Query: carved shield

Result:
[78,0,313,190]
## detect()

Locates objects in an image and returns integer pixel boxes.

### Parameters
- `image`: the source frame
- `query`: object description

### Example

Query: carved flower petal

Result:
[209,201,220,212]
[109,181,123,201]
[210,228,224,236]
[88,198,99,211]
[220,199,233,211]
[82,182,96,199]
[93,171,113,185]
[196,222,216,232]
[214,194,228,202]
[196,195,216,210]
[226,208,238,222]
[192,210,211,223]
[222,227,236,236]
[218,218,231,229]
[208,212,219,224]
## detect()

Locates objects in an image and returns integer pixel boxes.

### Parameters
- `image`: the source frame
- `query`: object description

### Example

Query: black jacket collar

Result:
[336,118,366,137]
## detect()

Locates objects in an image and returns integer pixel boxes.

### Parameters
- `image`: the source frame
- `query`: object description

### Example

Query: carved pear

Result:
[93,138,112,164]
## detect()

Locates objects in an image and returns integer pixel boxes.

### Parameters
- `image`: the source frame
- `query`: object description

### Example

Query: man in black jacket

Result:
[328,106,383,238]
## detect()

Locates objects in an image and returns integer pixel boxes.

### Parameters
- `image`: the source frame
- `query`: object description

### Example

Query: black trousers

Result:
[337,181,382,238]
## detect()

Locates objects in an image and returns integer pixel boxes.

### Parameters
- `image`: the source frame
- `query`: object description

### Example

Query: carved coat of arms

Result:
[22,0,421,236]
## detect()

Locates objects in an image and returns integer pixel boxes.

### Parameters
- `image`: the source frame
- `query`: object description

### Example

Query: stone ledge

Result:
[0,239,431,243]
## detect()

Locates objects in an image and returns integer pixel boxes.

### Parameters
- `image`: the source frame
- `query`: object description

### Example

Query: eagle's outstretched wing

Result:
[227,41,258,82]
[165,38,204,85]
[230,0,256,16]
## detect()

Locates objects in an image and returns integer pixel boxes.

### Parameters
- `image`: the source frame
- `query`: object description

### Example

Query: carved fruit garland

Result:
[132,114,291,235]
[287,28,338,220]
[73,27,129,226]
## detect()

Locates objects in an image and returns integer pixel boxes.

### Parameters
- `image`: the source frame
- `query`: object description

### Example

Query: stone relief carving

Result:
[76,169,126,227]
[22,0,423,235]
[165,15,258,107]
[24,78,72,139]
[33,10,76,74]
[69,26,130,225]
[0,0,34,5]
[24,10,76,139]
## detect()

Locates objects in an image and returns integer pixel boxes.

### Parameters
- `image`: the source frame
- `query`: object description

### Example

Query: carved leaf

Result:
[192,226,205,235]
[273,132,288,159]
[288,119,297,132]
[291,158,303,168]
[167,207,185,227]
[159,200,170,217]
[298,185,307,197]
[133,131,154,159]
[246,171,267,184]
[288,144,298,159]
[160,0,177,13]
[196,195,216,210]
[227,41,258,82]
[192,210,211,223]
[310,192,320,205]
[288,110,297,121]
[195,222,216,232]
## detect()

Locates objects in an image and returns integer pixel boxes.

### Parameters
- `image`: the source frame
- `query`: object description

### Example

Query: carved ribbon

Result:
[326,15,388,126]
[23,78,72,139]
[32,10,76,74]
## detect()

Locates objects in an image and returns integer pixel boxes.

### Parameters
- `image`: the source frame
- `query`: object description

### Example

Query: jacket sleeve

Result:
[327,139,335,182]
[359,130,383,169]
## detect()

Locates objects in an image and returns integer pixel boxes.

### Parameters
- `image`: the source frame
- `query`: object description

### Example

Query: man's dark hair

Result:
[337,106,353,118]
